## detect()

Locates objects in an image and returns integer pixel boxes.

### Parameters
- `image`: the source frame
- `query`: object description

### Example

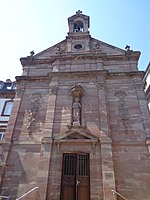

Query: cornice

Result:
[15,75,50,82]
[20,51,140,66]
[108,71,145,78]
[48,70,144,78]
[15,70,144,82]
[15,70,144,83]
[48,70,108,78]
[66,32,91,40]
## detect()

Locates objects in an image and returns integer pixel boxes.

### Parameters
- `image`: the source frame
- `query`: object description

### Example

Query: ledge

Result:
[20,51,141,66]
[15,75,50,81]
[15,70,145,82]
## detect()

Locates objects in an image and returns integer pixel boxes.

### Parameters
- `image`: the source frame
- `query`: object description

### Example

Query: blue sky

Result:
[0,0,149,81]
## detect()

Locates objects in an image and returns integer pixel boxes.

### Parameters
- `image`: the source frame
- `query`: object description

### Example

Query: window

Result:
[12,83,17,90]
[2,101,13,116]
[73,20,84,32]
[7,86,12,90]
[0,132,5,140]
[0,83,4,89]
[74,44,82,50]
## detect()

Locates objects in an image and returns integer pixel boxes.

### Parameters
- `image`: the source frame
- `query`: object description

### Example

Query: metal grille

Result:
[63,154,76,176]
[63,153,88,176]
[78,154,88,176]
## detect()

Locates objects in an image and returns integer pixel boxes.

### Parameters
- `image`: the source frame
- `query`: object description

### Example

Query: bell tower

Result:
[66,10,91,52]
[68,10,90,33]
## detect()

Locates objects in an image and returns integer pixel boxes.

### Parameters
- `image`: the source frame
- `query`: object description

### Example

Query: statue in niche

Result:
[72,97,81,124]
[71,84,83,126]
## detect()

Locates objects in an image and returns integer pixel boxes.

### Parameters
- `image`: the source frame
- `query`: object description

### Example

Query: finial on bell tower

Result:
[76,10,82,15]
[68,11,90,33]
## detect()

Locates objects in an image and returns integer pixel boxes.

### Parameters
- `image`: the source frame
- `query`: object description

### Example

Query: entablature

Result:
[15,70,144,82]
[20,51,140,67]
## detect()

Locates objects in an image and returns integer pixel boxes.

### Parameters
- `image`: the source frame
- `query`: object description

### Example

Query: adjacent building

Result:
[143,62,150,110]
[0,79,16,200]
[0,11,150,200]
[0,79,16,141]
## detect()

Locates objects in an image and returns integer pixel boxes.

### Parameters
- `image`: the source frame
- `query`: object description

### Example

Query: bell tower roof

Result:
[68,10,90,33]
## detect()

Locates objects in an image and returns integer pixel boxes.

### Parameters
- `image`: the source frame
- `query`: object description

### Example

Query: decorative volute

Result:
[68,10,90,33]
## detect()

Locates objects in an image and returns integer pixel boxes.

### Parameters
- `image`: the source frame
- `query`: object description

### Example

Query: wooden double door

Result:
[61,153,90,200]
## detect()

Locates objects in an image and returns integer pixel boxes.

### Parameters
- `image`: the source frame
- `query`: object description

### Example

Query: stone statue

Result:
[71,84,83,125]
[26,109,37,134]
[72,97,81,124]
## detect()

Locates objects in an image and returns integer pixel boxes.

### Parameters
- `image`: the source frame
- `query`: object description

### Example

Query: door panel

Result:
[77,176,89,200]
[61,153,90,200]
[77,154,89,200]
[61,154,76,200]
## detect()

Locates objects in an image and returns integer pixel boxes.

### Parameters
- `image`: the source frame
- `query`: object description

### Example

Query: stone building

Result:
[0,79,16,140]
[143,62,150,110]
[0,11,150,200]
[0,79,16,200]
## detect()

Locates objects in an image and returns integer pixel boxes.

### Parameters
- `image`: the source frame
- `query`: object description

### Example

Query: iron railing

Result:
[16,187,39,200]
[0,196,10,200]
[112,190,128,200]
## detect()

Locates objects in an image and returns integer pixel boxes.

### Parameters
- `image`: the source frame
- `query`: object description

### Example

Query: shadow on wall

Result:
[0,144,41,200]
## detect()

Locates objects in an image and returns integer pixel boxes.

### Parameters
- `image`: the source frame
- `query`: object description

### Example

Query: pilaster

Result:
[96,79,110,136]
[42,77,58,140]
[101,137,116,200]
[40,77,58,199]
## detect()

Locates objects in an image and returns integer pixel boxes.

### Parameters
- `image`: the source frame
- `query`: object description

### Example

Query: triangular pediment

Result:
[34,38,126,59]
[68,13,89,23]
[34,39,67,59]
[32,37,126,60]
[64,132,91,140]
[91,38,126,55]
[54,126,98,141]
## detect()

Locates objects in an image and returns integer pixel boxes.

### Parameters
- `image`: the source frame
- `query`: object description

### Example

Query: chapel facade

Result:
[0,11,150,200]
